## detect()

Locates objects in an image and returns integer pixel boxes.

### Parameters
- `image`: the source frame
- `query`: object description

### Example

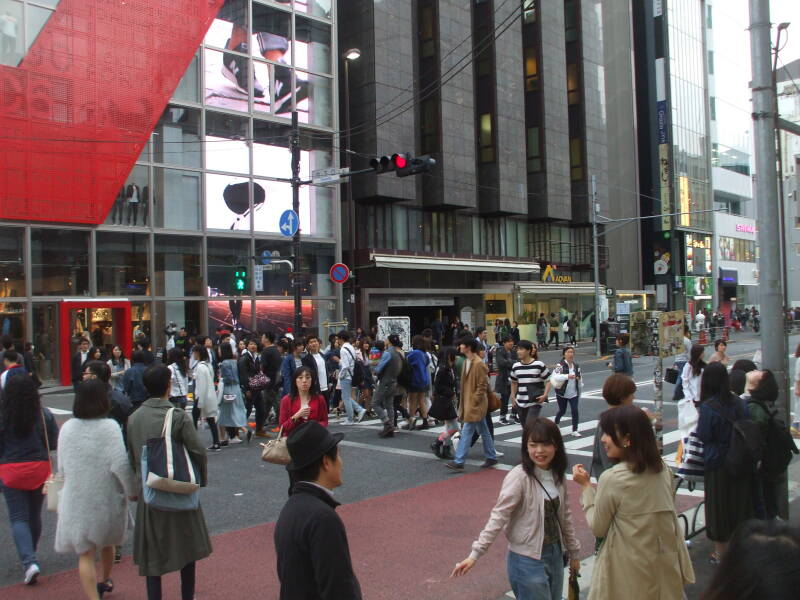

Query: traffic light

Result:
[369,153,435,177]
[369,153,410,174]
[662,230,671,240]
[395,154,436,177]
[232,268,248,294]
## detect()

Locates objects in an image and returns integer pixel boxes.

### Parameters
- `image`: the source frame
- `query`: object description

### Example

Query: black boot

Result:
[430,440,443,458]
[441,444,453,459]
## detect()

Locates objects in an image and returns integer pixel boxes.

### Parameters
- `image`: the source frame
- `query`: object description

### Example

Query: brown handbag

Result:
[487,390,501,412]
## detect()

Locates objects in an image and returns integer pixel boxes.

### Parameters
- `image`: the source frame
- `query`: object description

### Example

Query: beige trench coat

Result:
[458,356,488,423]
[580,461,694,600]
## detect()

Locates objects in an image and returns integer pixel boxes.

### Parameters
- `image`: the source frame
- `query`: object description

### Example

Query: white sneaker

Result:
[570,431,581,438]
[229,437,243,444]
[495,451,505,458]
[24,563,40,585]
[356,410,367,423]
[343,419,355,425]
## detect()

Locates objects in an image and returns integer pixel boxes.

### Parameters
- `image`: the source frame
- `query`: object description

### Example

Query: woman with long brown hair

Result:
[451,418,580,599]
[573,405,694,599]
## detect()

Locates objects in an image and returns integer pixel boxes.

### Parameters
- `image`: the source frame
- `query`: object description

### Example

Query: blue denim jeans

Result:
[454,418,497,464]
[507,544,564,600]
[340,378,363,421]
[1,483,45,569]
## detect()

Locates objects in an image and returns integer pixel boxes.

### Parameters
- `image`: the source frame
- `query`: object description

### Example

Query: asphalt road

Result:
[0,331,783,597]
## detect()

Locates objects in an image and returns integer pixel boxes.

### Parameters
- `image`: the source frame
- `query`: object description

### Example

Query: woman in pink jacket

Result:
[451,418,580,600]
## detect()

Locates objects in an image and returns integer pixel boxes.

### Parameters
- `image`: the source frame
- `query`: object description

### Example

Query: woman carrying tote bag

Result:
[126,363,211,600]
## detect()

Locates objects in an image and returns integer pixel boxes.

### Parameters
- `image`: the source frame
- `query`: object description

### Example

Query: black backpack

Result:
[749,399,799,480]
[343,348,365,388]
[713,396,762,478]
[397,355,413,389]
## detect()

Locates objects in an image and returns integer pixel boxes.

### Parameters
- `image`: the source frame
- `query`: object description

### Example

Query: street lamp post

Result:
[343,48,360,329]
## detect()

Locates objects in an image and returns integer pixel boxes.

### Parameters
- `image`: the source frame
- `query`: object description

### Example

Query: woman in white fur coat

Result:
[192,345,221,451]
[55,379,134,599]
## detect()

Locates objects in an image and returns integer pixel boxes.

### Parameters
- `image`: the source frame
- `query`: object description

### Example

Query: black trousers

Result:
[146,561,195,600]
[547,331,559,347]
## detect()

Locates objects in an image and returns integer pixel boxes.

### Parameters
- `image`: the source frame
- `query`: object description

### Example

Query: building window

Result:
[526,127,542,173]
[795,244,800,256]
[523,0,537,24]
[473,0,497,167]
[0,0,56,67]
[718,236,756,262]
[31,229,90,296]
[96,233,150,297]
[707,51,714,75]
[709,96,716,121]
[154,235,202,297]
[479,113,495,163]
[417,0,441,158]
[794,217,800,228]
[570,137,583,181]
[0,226,25,297]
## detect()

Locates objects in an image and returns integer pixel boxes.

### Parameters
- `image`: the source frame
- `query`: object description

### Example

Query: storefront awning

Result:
[515,282,604,295]
[371,253,540,274]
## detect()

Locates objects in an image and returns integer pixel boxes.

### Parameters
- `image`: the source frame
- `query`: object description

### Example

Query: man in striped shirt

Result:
[510,340,552,426]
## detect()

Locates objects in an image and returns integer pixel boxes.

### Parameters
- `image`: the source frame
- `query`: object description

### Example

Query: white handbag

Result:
[41,411,62,512]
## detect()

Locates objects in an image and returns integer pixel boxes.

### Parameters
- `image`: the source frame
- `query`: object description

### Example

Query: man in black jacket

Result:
[274,422,361,600]
[238,338,260,425]
[259,332,284,437]
[70,338,91,391]
[83,360,132,436]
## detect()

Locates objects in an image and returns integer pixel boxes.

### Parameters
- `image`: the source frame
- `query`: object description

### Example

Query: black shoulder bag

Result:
[531,473,570,567]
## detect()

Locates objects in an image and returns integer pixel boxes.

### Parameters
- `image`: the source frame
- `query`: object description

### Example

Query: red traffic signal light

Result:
[396,154,436,178]
[392,153,409,169]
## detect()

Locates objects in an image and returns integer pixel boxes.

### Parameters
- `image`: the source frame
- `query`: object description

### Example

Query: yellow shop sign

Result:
[541,264,573,284]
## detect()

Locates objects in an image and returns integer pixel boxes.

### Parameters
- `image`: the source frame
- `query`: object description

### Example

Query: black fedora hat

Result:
[286,421,344,472]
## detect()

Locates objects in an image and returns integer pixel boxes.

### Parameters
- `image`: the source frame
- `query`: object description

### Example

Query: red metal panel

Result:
[0,0,224,224]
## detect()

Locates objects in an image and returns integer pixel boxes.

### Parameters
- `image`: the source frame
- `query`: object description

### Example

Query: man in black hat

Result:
[273,421,362,600]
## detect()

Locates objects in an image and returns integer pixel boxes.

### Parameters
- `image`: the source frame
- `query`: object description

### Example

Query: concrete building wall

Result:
[537,0,572,221]
[492,0,527,216]
[601,0,642,291]
[434,0,477,210]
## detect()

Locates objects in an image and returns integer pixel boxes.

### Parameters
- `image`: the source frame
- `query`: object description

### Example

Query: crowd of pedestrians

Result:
[1,320,799,600]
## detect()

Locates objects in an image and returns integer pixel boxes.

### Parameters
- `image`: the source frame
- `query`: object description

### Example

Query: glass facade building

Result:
[0,0,340,383]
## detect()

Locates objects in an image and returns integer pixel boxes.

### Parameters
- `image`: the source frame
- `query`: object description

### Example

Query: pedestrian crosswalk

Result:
[328,413,684,467]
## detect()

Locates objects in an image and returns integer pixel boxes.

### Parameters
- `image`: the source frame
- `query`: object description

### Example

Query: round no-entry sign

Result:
[329,263,350,284]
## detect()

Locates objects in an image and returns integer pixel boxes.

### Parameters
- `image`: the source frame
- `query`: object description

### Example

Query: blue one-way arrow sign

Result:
[279,210,299,237]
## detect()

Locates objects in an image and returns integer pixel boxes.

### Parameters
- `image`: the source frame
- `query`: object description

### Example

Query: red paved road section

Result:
[2,469,701,599]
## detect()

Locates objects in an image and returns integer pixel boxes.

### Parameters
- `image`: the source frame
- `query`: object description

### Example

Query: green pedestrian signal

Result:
[233,268,248,294]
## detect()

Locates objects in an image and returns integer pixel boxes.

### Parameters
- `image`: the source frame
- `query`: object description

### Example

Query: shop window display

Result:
[0,226,24,297]
[96,232,150,297]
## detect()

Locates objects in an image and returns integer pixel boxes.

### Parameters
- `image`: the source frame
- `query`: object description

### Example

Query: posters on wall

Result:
[376,316,411,351]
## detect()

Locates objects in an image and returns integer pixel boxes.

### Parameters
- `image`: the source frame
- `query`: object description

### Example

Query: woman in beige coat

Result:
[572,405,694,600]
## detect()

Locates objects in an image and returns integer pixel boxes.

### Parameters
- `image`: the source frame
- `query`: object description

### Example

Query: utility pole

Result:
[591,175,602,356]
[749,0,790,517]
[291,111,302,335]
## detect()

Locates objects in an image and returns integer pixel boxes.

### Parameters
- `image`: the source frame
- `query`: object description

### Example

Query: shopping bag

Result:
[144,408,201,494]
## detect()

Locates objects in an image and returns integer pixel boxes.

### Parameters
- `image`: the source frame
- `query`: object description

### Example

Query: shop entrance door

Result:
[58,300,133,385]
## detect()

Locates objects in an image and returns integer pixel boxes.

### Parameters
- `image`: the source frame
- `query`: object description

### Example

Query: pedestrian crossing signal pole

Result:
[591,175,602,357]
[291,111,302,335]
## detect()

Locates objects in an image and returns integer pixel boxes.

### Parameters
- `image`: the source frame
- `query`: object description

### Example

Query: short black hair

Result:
[714,339,727,350]
[2,349,19,364]
[73,379,110,419]
[0,334,13,350]
[387,334,402,348]
[132,350,146,364]
[293,445,339,483]
[336,329,350,342]
[458,336,480,353]
[262,331,276,343]
[143,363,172,398]
[701,519,800,600]
[500,335,512,344]
[84,360,111,383]
[78,338,90,346]
[220,343,234,360]
[475,327,485,335]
